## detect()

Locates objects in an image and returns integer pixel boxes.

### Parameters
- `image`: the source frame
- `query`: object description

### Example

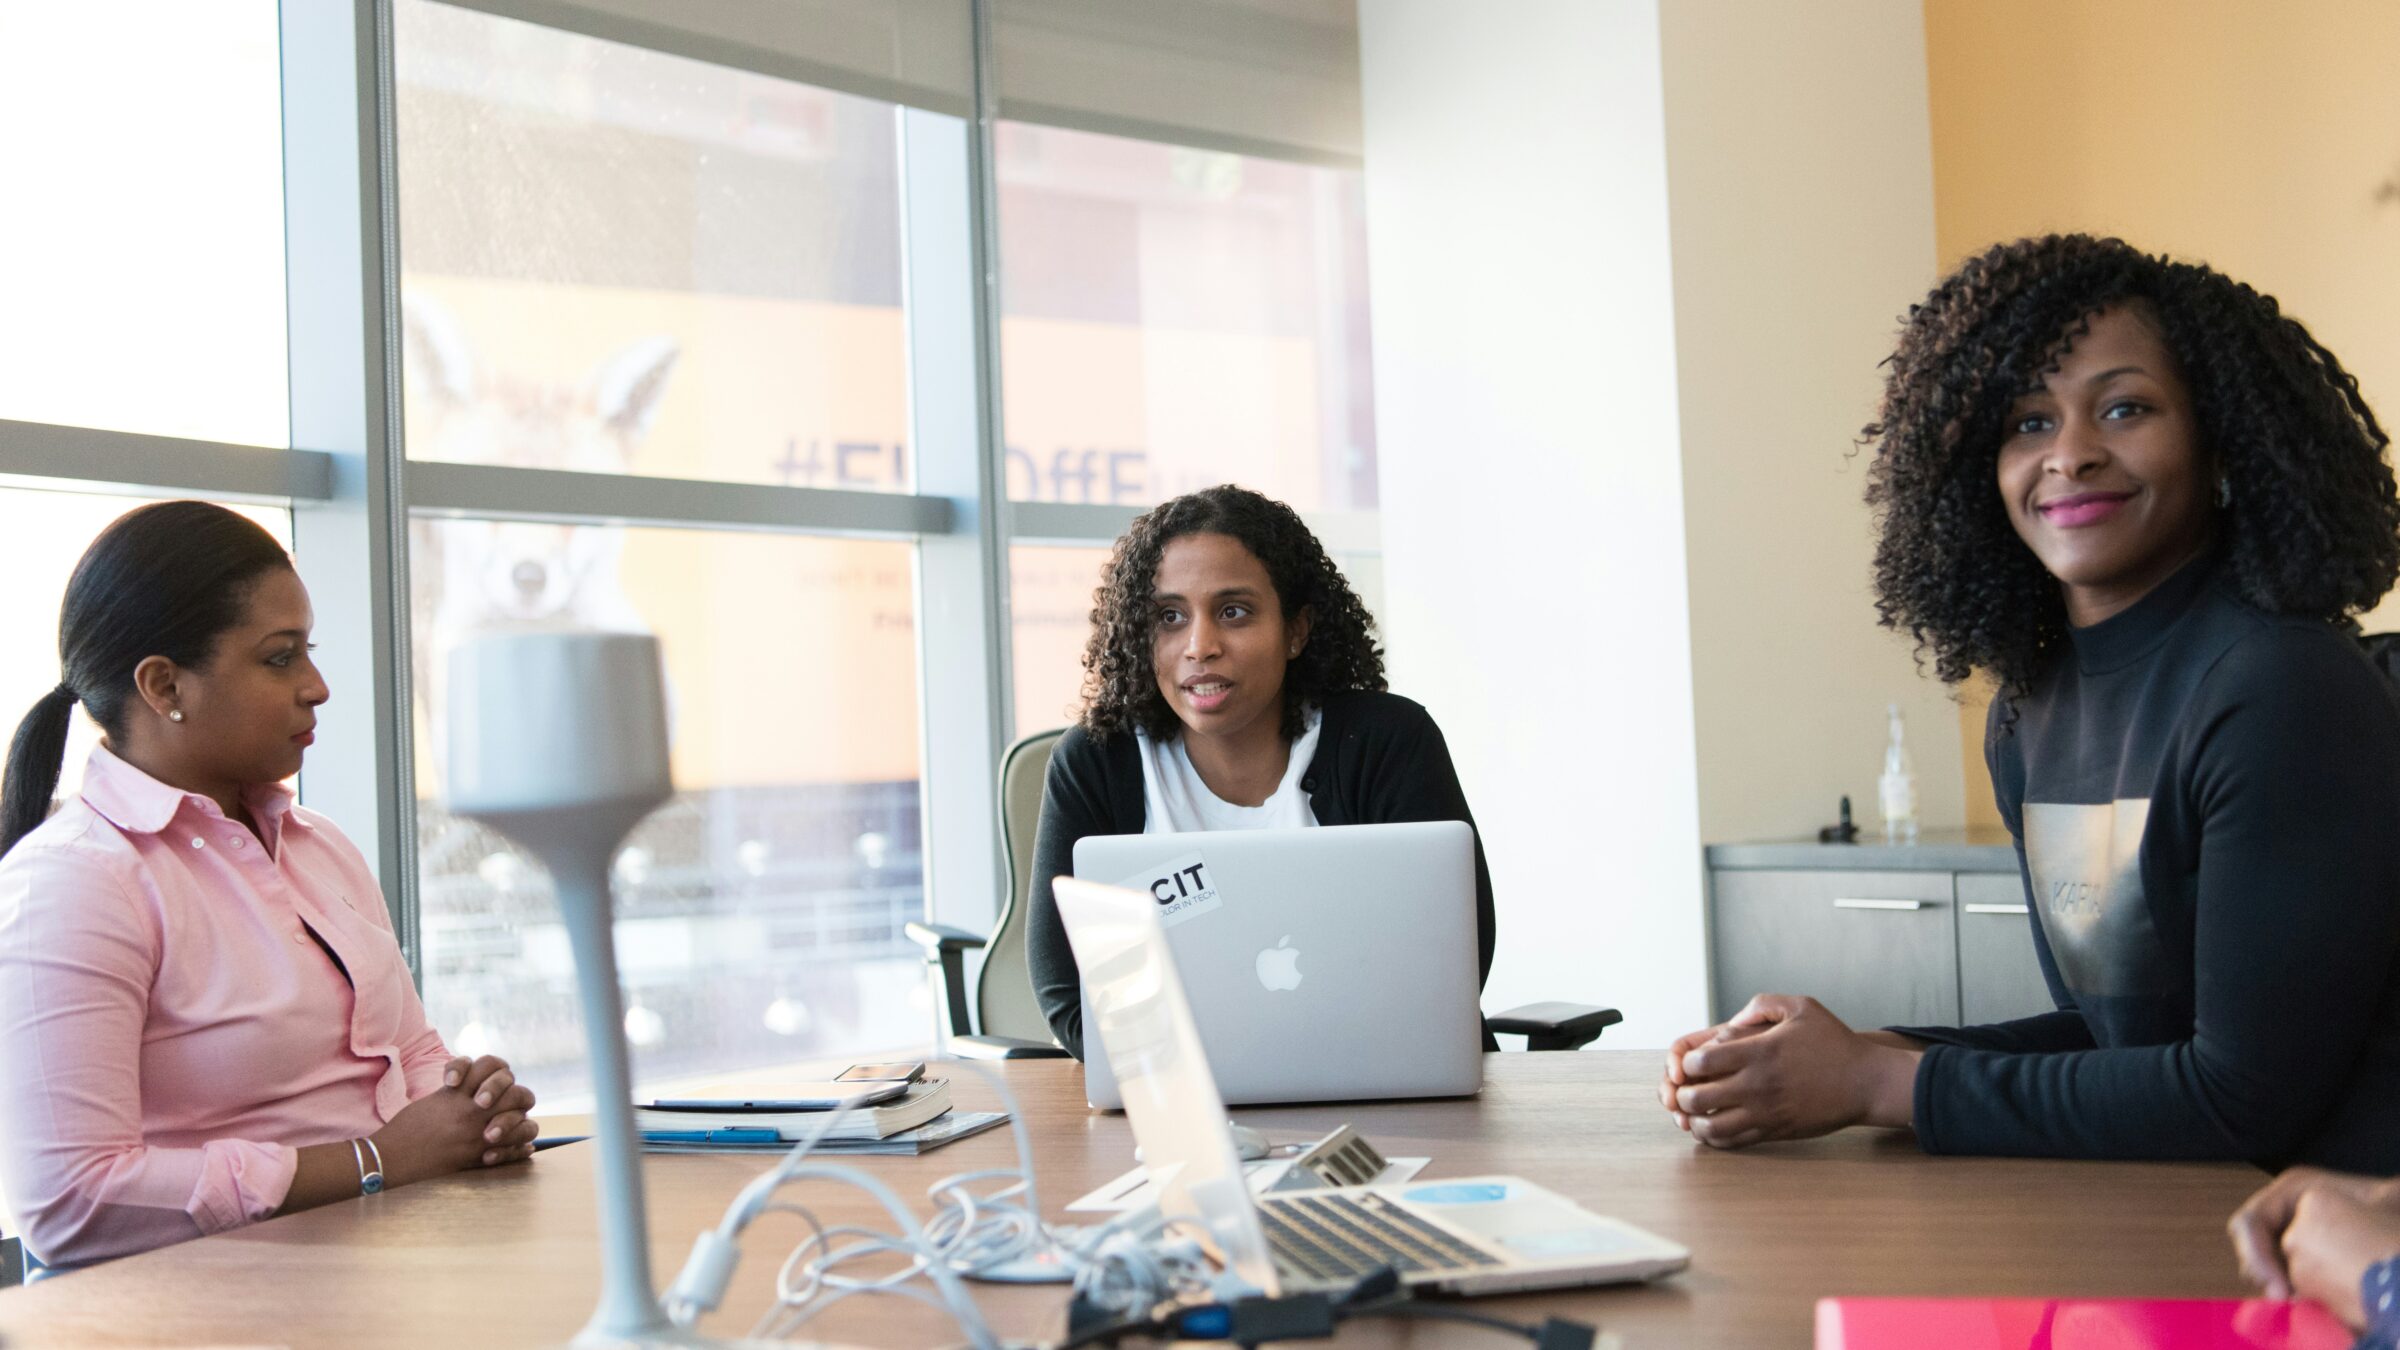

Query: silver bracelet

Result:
[351,1137,385,1195]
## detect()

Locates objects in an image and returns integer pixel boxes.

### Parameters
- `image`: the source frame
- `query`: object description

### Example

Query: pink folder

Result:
[1815,1297,2354,1349]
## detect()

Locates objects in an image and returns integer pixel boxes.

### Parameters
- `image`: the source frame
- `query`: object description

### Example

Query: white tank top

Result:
[1134,706,1323,834]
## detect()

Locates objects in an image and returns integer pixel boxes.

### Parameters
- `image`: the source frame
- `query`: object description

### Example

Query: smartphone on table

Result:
[835,1061,926,1084]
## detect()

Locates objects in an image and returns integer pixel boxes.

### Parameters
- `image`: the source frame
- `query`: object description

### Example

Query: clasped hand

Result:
[373,1055,541,1185]
[2229,1166,2400,1329]
[1657,994,1922,1149]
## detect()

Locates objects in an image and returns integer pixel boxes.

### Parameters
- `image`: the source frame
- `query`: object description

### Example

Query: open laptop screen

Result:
[1051,876,1280,1294]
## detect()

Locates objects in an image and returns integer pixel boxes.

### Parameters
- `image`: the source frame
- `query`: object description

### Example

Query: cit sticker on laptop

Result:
[1119,852,1222,928]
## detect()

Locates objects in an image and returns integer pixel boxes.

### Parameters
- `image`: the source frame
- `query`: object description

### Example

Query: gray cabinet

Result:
[1704,832,2047,1030]
[1956,870,2056,1024]
[1711,869,1959,1028]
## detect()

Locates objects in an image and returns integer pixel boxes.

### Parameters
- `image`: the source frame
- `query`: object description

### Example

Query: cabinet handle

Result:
[1833,898,1929,911]
[1965,903,2030,916]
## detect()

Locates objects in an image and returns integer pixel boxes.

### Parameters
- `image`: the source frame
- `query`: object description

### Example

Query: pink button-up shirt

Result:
[0,746,450,1269]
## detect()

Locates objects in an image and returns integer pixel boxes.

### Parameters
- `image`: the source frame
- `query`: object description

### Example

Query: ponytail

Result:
[1,501,291,860]
[2,685,81,858]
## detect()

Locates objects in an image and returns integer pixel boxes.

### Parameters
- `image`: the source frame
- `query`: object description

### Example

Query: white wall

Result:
[1660,1,1962,845]
[1358,0,1949,1047]
[1359,0,1707,1046]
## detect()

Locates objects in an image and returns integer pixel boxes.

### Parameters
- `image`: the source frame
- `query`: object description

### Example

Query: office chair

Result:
[906,727,1075,1058]
[1486,1001,1622,1051]
[2361,632,2400,686]
[908,726,1625,1056]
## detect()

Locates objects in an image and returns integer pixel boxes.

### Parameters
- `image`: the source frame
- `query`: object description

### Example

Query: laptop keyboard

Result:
[1257,1191,1502,1283]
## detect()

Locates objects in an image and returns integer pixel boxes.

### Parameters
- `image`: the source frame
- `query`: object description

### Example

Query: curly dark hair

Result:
[1078,484,1385,742]
[1863,233,2399,706]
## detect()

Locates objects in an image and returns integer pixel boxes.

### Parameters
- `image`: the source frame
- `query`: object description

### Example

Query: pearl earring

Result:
[167,709,185,723]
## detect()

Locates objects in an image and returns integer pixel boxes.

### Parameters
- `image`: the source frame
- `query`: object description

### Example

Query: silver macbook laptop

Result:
[1072,822,1482,1109]
[1051,875,1690,1297]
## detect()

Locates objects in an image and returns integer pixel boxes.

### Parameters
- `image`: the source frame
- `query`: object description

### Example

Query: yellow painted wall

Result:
[1924,0,2400,828]
[1662,0,1962,843]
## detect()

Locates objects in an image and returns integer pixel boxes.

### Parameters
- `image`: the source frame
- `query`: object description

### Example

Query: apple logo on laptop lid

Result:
[1256,935,1302,991]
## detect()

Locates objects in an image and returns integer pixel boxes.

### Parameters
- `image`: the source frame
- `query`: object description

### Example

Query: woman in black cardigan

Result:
[1024,485,1494,1059]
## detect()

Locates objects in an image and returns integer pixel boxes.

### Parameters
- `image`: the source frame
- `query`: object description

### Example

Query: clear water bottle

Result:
[1878,702,1918,843]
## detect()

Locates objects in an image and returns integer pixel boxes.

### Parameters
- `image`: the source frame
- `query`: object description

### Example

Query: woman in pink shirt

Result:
[0,501,539,1271]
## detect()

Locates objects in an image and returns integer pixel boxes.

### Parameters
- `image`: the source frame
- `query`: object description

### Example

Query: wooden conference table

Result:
[0,1053,2268,1348]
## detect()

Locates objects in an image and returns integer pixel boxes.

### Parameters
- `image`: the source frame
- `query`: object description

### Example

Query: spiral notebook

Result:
[634,1078,948,1141]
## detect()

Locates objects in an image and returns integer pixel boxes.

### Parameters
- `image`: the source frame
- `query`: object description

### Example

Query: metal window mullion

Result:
[966,0,1015,735]
[0,421,336,502]
[896,0,1014,1051]
[1005,501,1139,546]
[280,0,421,973]
[1005,501,1382,556]
[404,462,952,537]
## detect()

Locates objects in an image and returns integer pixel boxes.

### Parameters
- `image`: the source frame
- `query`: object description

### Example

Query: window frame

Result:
[0,0,1377,1048]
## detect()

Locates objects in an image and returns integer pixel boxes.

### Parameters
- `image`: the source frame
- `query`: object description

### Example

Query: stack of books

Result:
[634,1078,1007,1155]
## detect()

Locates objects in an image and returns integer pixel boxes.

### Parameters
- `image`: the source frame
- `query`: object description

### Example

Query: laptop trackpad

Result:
[1403,1180,1655,1259]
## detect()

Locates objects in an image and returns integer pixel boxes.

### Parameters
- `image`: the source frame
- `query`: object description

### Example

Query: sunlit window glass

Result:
[393,0,911,491]
[1009,544,1108,737]
[0,1,288,446]
[996,122,1379,512]
[410,521,930,1099]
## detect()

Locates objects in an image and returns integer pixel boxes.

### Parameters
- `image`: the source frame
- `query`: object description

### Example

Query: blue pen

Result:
[641,1127,784,1146]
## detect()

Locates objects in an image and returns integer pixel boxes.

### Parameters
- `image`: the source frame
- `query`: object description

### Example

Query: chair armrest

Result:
[904,921,989,953]
[948,1035,1071,1061]
[1487,1001,1623,1052]
[903,922,990,1039]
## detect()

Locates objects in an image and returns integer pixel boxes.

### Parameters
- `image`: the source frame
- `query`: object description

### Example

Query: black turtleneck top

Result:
[1893,555,2400,1171]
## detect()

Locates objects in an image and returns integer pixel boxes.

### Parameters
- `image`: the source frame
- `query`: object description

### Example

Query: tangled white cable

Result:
[1057,1213,1229,1322]
[658,1062,1228,1347]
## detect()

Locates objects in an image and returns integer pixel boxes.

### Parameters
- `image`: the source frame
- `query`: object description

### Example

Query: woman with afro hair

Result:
[1660,234,2400,1173]
[1024,484,1494,1059]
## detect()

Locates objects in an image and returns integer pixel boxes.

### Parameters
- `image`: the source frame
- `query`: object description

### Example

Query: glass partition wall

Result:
[0,0,1380,1102]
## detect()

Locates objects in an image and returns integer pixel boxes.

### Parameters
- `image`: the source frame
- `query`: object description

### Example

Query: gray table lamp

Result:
[445,633,802,1349]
